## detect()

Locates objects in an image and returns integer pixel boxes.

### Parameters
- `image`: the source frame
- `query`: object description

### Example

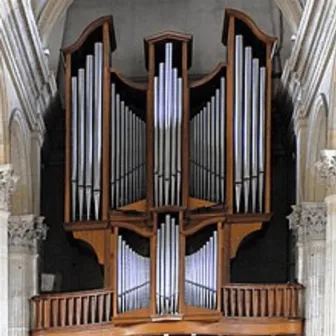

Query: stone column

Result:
[288,202,326,336]
[8,215,47,336]
[316,149,336,336]
[0,165,18,336]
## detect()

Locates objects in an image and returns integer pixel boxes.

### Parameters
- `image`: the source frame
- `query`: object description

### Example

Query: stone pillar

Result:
[316,149,336,336]
[8,215,47,336]
[0,165,18,336]
[288,202,326,336]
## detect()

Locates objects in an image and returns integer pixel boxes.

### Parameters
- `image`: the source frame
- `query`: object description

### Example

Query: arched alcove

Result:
[304,93,328,202]
[9,109,33,215]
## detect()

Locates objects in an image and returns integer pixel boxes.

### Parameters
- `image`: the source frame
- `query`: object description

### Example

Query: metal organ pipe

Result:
[243,47,252,212]
[153,43,183,207]
[234,35,243,212]
[93,42,103,220]
[85,55,93,220]
[189,74,226,204]
[156,215,179,315]
[77,68,85,221]
[185,230,217,310]
[71,77,78,221]
[117,235,150,313]
[251,59,260,213]
[109,82,146,209]
[259,67,266,212]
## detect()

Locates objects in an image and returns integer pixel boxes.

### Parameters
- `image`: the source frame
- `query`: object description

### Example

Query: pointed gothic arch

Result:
[9,109,33,215]
[304,93,328,202]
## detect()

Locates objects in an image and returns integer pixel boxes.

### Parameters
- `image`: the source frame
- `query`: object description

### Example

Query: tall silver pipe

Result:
[164,43,173,205]
[110,83,116,208]
[234,35,244,212]
[154,76,159,206]
[160,222,165,313]
[93,42,103,219]
[210,96,216,201]
[170,217,176,313]
[85,55,93,220]
[176,78,182,205]
[77,68,85,221]
[220,77,226,203]
[122,240,126,312]
[124,106,129,205]
[251,59,260,213]
[174,221,179,313]
[206,101,211,200]
[171,68,178,205]
[202,107,207,199]
[156,223,162,314]
[120,101,125,206]
[129,112,134,203]
[215,89,220,203]
[165,215,171,312]
[258,67,267,212]
[213,230,218,308]
[117,235,122,312]
[243,47,252,212]
[158,63,165,206]
[115,94,121,208]
[71,76,78,221]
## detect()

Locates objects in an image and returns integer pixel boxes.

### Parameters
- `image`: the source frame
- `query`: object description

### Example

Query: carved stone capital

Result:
[0,164,18,212]
[287,202,327,242]
[8,214,48,252]
[315,149,336,187]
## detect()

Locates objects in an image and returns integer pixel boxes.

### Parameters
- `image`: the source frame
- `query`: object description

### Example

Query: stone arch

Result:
[328,50,336,146]
[37,0,73,46]
[9,109,33,215]
[304,93,328,202]
[0,52,10,164]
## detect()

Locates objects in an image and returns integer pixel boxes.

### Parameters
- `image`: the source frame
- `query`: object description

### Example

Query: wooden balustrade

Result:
[223,283,303,318]
[31,289,113,330]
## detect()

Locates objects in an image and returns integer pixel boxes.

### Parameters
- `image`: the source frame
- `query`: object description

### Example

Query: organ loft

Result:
[32,8,303,336]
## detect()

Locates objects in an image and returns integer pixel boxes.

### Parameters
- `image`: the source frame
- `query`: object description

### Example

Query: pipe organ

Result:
[63,9,276,326]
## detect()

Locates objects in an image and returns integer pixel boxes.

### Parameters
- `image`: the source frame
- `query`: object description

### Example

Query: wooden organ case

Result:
[51,8,303,336]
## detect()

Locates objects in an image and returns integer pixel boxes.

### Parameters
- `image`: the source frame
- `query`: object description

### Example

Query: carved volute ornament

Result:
[287,202,327,242]
[316,149,336,188]
[0,164,18,212]
[8,215,47,252]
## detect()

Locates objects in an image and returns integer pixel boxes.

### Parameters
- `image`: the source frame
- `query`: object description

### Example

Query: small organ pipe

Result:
[215,88,221,202]
[110,83,116,208]
[93,42,103,220]
[164,43,172,205]
[120,101,125,206]
[171,68,178,205]
[115,94,121,208]
[177,78,183,205]
[77,68,85,221]
[234,35,243,212]
[251,59,260,213]
[85,55,93,220]
[210,95,216,201]
[71,76,78,221]
[243,47,252,212]
[259,67,267,212]
[154,77,159,205]
[220,76,226,203]
[158,62,165,206]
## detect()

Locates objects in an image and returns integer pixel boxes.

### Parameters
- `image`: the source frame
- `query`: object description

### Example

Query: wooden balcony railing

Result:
[31,289,113,330]
[31,283,303,333]
[223,283,303,318]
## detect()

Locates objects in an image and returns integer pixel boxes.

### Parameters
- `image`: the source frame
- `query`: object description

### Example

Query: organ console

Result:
[61,8,284,330]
